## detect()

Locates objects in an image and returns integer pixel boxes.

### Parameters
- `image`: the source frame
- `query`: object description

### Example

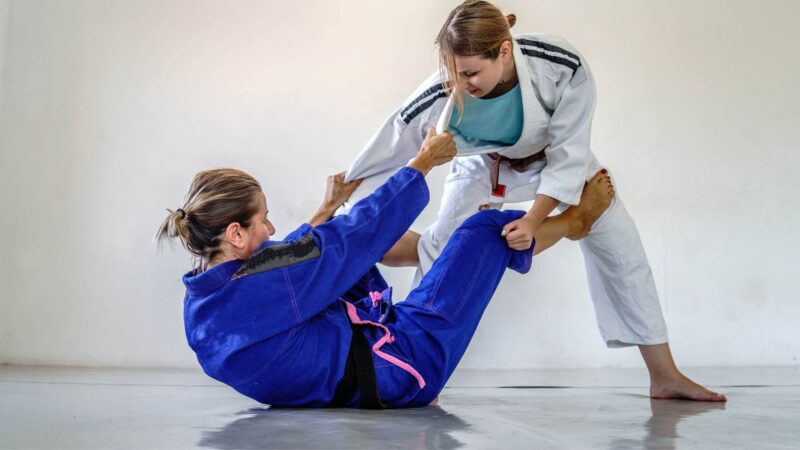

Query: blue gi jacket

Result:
[182,167,429,407]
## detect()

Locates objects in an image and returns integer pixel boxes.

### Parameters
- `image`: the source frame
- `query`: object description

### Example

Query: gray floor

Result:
[1,366,798,449]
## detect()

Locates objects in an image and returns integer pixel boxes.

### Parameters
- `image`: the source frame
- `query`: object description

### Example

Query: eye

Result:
[463,71,478,77]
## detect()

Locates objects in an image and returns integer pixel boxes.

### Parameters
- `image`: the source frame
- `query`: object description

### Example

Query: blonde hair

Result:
[435,0,516,118]
[156,168,262,266]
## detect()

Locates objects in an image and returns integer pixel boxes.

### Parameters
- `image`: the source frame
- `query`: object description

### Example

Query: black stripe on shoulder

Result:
[516,39,582,66]
[232,233,320,278]
[400,83,447,124]
[519,47,579,74]
[517,39,582,74]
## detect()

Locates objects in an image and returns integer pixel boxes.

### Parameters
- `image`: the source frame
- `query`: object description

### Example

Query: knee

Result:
[459,209,524,233]
[460,209,503,230]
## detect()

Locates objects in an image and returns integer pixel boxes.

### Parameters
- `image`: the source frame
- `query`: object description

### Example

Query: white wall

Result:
[0,0,10,120]
[0,0,798,369]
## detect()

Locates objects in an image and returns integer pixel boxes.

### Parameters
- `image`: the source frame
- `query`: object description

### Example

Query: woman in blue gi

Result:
[157,128,615,408]
[340,1,725,401]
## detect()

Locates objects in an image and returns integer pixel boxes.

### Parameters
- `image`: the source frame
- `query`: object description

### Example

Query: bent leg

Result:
[532,169,616,255]
[390,209,532,406]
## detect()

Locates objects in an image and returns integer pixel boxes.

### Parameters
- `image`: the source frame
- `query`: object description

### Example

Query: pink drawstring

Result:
[369,291,382,308]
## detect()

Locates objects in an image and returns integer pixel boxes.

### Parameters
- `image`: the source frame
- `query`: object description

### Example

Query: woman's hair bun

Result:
[506,13,517,28]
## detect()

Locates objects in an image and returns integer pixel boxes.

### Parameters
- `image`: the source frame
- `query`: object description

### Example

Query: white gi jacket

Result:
[345,33,596,206]
[340,33,669,348]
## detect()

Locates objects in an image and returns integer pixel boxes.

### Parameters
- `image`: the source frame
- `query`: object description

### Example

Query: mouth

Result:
[466,88,480,96]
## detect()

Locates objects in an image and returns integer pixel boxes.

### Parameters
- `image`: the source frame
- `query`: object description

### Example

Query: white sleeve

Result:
[537,64,596,205]
[344,73,445,182]
[344,108,428,182]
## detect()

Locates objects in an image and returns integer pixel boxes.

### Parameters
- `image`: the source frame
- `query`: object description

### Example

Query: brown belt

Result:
[488,147,548,192]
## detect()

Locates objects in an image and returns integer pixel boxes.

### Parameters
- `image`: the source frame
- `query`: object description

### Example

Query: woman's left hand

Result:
[502,216,537,251]
[322,172,363,211]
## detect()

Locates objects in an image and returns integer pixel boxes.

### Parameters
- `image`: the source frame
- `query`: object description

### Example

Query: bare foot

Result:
[650,372,727,402]
[564,170,615,240]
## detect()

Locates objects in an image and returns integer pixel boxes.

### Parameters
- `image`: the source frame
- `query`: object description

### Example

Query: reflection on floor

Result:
[1,366,798,449]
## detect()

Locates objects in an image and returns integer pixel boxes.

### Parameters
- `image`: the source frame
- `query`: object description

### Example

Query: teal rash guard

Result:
[448,83,524,148]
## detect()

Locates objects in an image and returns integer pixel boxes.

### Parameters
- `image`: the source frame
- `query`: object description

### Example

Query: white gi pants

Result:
[341,153,668,348]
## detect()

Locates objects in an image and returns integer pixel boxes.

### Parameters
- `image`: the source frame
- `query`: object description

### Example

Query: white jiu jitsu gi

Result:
[341,33,667,347]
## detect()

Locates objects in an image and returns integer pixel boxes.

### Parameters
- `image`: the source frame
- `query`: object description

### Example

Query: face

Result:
[453,41,513,98]
[454,54,503,97]
[243,191,275,257]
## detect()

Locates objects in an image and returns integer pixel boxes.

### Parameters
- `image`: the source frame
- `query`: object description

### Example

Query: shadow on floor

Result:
[198,405,470,449]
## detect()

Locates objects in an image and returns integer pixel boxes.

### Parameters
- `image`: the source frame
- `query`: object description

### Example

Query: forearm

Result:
[524,194,560,230]
[310,156,431,228]
[308,204,337,228]
[380,230,421,267]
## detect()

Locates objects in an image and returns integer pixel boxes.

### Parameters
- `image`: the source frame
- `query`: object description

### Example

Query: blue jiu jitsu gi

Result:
[182,167,534,408]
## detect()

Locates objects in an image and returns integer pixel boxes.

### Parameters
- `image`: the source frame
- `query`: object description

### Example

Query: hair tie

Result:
[176,208,187,219]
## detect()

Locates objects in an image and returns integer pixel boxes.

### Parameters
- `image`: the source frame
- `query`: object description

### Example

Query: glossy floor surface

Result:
[1,366,798,449]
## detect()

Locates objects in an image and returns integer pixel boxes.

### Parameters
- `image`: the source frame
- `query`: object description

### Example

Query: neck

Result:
[204,250,236,271]
[485,57,518,98]
[501,55,518,85]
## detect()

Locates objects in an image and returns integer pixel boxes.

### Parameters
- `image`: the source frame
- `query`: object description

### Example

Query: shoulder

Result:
[398,70,447,125]
[233,234,321,279]
[514,33,584,75]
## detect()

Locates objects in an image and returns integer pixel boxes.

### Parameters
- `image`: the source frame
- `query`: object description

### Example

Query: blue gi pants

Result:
[377,209,531,407]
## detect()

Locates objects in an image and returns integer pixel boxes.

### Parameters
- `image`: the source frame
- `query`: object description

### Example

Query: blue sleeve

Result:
[286,167,429,320]
[283,223,313,242]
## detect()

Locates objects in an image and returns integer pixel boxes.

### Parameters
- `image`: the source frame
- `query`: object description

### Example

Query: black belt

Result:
[329,322,385,409]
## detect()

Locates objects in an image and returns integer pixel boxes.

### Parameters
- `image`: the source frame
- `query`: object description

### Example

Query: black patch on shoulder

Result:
[232,234,321,278]
[400,83,447,124]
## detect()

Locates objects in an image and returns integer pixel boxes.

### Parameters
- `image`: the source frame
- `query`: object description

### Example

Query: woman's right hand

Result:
[408,127,457,175]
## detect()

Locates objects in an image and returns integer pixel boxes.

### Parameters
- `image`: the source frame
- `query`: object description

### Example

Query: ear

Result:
[224,222,247,249]
[500,40,513,60]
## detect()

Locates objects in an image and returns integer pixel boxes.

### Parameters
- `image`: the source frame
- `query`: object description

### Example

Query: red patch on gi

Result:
[491,184,507,198]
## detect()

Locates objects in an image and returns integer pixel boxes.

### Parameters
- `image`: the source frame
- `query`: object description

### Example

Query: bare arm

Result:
[501,194,560,251]
[524,194,560,230]
[308,173,363,227]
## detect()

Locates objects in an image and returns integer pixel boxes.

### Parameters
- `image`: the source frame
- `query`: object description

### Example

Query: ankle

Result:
[563,209,587,239]
[649,367,683,384]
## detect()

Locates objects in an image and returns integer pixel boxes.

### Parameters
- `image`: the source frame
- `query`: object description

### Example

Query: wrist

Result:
[408,154,433,176]
[521,212,544,230]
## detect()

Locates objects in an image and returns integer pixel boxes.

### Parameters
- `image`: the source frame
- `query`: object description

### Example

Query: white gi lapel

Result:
[500,37,551,159]
[435,94,455,135]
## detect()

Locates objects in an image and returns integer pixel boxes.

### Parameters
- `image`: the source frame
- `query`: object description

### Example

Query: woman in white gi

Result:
[342,0,725,401]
